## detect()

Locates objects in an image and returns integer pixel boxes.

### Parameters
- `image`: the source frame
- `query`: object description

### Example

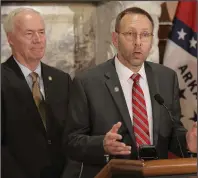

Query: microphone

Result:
[154,94,184,158]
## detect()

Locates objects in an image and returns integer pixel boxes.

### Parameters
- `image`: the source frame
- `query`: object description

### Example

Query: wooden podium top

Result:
[95,158,197,178]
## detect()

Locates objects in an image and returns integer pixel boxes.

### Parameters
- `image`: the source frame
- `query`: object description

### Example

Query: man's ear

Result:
[7,32,14,47]
[112,32,118,49]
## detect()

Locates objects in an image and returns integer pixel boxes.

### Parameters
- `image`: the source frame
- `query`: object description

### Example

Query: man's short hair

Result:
[3,8,41,33]
[115,7,154,32]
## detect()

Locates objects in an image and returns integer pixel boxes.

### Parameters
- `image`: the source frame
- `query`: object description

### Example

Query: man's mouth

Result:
[134,51,142,54]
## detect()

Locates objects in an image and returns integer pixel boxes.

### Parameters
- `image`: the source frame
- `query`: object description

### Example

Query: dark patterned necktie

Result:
[30,72,46,130]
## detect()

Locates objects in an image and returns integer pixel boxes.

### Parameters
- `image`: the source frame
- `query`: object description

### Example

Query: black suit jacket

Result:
[64,58,188,178]
[2,56,72,178]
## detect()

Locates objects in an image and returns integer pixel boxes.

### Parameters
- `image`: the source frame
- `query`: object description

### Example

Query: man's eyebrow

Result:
[25,29,45,32]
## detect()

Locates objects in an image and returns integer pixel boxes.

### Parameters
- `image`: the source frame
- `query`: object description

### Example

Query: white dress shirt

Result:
[14,58,45,99]
[115,57,153,144]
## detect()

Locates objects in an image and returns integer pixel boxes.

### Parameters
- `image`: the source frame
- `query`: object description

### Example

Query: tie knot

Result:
[30,72,39,83]
[131,73,140,83]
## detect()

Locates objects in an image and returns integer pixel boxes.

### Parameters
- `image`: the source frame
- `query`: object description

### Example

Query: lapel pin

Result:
[114,86,119,92]
[48,76,52,81]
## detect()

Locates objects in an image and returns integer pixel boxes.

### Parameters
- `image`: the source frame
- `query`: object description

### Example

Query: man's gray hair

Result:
[3,7,41,33]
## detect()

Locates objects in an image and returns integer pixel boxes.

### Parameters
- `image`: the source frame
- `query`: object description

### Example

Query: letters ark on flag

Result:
[163,1,197,130]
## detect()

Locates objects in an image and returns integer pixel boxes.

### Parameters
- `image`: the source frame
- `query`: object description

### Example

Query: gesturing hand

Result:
[186,122,197,153]
[103,122,131,155]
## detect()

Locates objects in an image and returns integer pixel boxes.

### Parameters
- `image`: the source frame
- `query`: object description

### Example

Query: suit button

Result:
[48,140,52,144]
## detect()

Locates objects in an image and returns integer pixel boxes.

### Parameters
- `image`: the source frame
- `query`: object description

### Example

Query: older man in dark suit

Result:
[1,8,81,178]
[64,7,197,178]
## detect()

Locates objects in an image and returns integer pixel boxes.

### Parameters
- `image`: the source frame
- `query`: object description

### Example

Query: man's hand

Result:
[103,122,131,155]
[186,122,197,153]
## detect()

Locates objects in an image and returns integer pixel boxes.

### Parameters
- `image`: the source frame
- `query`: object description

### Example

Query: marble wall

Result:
[1,1,163,77]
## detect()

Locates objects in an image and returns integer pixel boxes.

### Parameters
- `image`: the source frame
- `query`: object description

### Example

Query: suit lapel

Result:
[4,56,47,136]
[104,59,137,149]
[41,63,53,105]
[144,62,161,145]
[4,56,35,106]
[104,60,161,147]
[41,63,56,131]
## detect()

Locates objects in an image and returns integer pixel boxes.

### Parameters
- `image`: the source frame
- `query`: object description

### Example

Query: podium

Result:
[95,158,197,178]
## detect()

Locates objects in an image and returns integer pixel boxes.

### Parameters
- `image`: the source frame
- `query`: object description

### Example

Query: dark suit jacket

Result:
[64,58,188,178]
[2,56,73,178]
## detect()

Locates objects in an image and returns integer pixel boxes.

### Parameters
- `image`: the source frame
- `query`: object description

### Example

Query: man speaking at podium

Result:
[64,7,197,178]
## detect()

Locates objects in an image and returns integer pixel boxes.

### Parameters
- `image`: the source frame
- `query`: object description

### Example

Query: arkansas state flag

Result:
[163,1,197,131]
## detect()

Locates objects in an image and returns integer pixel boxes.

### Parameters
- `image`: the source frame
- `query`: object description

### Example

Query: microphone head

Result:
[154,94,164,105]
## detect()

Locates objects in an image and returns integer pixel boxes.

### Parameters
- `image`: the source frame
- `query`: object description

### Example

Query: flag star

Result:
[180,114,184,118]
[189,111,197,122]
[179,88,186,99]
[189,37,197,48]
[177,28,187,40]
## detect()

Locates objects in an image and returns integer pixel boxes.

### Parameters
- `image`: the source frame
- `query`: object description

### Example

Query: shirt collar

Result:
[115,55,146,81]
[13,57,42,79]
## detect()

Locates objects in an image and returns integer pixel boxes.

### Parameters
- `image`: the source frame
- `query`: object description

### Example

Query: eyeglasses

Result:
[118,31,153,42]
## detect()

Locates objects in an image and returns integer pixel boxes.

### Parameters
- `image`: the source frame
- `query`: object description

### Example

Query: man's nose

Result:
[134,34,141,46]
[33,32,41,43]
